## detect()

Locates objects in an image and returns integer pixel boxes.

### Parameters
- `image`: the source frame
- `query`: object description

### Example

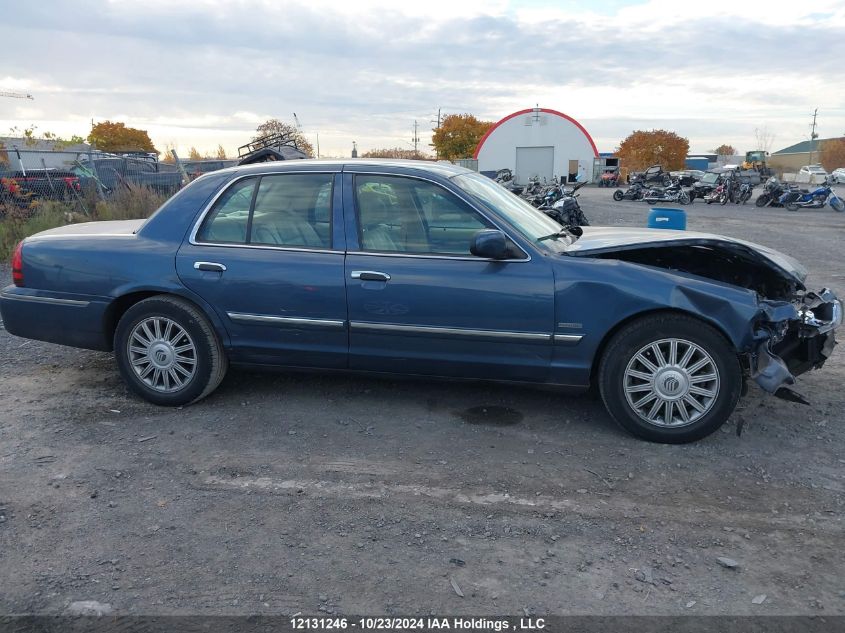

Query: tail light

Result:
[11,241,24,287]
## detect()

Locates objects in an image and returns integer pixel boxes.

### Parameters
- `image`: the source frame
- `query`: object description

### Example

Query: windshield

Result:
[700,172,720,183]
[452,172,566,245]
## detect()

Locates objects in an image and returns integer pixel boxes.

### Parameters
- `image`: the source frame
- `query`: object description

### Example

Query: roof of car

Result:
[222,158,474,178]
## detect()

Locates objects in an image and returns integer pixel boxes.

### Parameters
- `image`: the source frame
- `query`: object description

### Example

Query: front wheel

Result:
[830,197,845,212]
[719,192,728,205]
[114,296,228,406]
[755,194,770,208]
[679,191,691,205]
[598,313,742,443]
[613,190,624,201]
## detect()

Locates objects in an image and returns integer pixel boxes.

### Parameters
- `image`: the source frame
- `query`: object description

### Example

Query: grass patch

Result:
[0,186,168,260]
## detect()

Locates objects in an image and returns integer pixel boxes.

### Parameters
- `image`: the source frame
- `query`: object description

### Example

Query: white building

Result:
[474,107,599,184]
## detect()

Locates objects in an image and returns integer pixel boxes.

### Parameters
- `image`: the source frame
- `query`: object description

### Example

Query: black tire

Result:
[679,191,691,205]
[786,202,800,212]
[613,190,624,201]
[719,192,728,205]
[598,313,742,443]
[755,194,770,208]
[662,176,672,186]
[830,197,844,212]
[114,295,228,406]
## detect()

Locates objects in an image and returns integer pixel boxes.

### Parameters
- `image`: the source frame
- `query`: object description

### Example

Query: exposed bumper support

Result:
[750,289,841,395]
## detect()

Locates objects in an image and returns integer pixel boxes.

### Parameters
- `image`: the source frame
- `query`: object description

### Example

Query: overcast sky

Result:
[2,0,843,158]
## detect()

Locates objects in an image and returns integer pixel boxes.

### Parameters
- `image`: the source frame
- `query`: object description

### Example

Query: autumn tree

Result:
[188,147,202,160]
[616,129,689,172]
[820,137,845,172]
[215,144,228,160]
[361,147,427,159]
[254,119,314,157]
[88,121,157,153]
[713,144,737,156]
[431,114,493,160]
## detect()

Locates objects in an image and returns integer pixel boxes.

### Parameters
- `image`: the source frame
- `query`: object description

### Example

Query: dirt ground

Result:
[1,187,844,617]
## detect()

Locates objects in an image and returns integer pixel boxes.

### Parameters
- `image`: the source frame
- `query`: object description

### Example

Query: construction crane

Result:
[292,112,319,158]
[0,90,34,100]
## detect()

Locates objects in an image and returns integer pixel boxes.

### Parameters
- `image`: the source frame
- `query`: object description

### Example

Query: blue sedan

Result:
[1,160,840,442]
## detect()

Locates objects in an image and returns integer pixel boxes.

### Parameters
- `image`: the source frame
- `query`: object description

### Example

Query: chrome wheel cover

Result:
[128,317,197,393]
[623,338,720,428]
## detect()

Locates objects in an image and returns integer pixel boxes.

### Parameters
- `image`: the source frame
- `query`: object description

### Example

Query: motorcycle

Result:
[734,180,754,205]
[779,177,844,212]
[642,180,691,205]
[755,177,788,208]
[612,180,647,201]
[703,181,729,205]
[495,168,524,196]
[543,182,589,227]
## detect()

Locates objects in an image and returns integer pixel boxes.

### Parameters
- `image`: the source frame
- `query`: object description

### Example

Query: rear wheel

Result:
[114,296,228,406]
[613,190,624,201]
[598,313,741,443]
[786,202,800,212]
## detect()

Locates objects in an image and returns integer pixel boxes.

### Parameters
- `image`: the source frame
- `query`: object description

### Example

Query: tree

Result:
[713,144,737,156]
[188,147,202,160]
[820,137,845,172]
[361,147,427,159]
[431,114,493,160]
[754,126,775,152]
[253,119,314,157]
[616,129,689,172]
[88,121,157,153]
[215,144,227,160]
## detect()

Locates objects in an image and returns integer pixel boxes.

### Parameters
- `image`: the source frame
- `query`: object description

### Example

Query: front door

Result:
[344,173,555,381]
[176,171,348,368]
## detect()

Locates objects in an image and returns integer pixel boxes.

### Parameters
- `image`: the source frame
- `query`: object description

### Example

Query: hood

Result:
[565,226,808,286]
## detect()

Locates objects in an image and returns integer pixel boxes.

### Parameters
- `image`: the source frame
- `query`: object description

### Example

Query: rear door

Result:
[176,171,348,368]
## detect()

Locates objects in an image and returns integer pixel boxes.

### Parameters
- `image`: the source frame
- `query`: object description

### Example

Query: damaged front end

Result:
[567,228,842,403]
[751,289,842,400]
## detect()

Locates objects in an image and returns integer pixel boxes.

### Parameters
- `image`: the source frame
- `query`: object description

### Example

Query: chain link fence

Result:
[0,147,238,219]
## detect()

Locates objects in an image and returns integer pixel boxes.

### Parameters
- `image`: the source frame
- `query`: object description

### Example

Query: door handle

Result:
[194,261,227,272]
[351,270,390,282]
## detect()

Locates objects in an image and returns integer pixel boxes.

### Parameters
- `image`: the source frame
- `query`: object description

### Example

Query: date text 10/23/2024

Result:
[290,617,546,631]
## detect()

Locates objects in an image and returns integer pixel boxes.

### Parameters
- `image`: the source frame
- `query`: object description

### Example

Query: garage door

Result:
[515,146,554,185]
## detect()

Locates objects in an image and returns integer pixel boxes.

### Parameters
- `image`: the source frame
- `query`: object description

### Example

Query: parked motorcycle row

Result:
[612,168,843,212]
[495,169,590,227]
[755,176,844,212]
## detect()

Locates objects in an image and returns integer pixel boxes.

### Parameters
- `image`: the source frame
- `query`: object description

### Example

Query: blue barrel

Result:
[648,208,686,230]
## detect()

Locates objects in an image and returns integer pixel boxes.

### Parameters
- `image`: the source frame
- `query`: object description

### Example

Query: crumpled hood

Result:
[565,226,808,286]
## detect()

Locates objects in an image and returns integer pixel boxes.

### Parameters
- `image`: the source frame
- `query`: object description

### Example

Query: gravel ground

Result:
[1,186,844,617]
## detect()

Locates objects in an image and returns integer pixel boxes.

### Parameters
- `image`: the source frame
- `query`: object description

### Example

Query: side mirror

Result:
[470,229,509,260]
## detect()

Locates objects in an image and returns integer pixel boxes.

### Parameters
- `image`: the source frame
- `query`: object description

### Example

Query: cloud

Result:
[1,0,842,156]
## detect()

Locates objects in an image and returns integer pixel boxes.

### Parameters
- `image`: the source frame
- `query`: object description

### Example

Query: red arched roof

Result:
[472,108,599,159]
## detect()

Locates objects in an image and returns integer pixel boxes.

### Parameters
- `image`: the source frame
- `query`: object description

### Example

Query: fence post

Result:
[87,148,106,200]
[13,146,26,176]
[171,149,189,186]
[40,158,57,197]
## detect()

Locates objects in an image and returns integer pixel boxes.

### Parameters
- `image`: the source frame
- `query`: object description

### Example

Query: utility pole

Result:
[808,108,819,166]
[412,120,420,156]
[430,108,441,159]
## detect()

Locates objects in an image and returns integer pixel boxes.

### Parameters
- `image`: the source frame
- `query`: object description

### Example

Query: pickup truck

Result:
[0,169,82,210]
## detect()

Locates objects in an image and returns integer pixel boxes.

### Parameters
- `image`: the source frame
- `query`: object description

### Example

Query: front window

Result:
[355,175,490,255]
[452,172,562,243]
